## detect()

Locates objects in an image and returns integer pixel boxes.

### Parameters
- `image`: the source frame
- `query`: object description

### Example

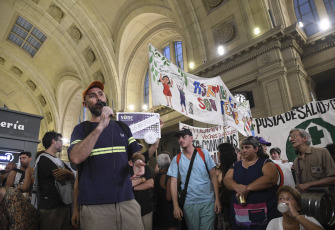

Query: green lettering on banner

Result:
[285,118,335,161]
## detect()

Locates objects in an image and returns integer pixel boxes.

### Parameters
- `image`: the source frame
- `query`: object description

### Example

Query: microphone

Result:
[98,101,114,118]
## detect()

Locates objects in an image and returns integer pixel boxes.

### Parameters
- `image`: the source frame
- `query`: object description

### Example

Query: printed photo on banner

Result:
[253,98,335,161]
[116,112,161,143]
[179,122,239,164]
[149,44,253,137]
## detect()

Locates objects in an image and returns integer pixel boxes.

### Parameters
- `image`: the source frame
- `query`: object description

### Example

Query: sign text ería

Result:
[0,120,25,130]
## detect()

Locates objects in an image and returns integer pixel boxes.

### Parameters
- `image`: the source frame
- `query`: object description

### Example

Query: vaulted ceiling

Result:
[0,0,199,145]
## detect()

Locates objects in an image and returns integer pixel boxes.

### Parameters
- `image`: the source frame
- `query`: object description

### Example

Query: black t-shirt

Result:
[37,154,71,209]
[131,165,154,216]
[143,150,149,164]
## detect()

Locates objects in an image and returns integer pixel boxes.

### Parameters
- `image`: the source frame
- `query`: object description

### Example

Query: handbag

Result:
[55,180,74,205]
[39,153,74,205]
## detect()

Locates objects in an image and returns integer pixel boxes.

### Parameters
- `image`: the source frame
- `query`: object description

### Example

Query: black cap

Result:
[175,128,193,137]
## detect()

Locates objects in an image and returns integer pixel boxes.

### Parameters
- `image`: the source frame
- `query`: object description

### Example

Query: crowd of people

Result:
[0,80,334,230]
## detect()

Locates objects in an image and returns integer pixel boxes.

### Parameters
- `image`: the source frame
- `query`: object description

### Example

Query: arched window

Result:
[324,0,335,24]
[174,41,184,70]
[294,0,320,36]
[144,70,149,106]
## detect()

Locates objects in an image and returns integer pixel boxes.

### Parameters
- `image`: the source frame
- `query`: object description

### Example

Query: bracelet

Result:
[294,213,300,219]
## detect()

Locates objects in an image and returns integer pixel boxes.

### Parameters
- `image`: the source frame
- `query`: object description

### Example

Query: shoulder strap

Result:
[177,148,206,165]
[39,153,64,168]
[115,120,130,137]
[183,148,198,195]
[12,168,25,174]
[196,148,206,162]
[83,121,92,137]
[177,152,182,165]
[196,148,210,175]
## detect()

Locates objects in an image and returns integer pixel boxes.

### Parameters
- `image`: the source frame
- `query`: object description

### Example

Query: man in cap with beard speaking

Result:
[68,81,145,230]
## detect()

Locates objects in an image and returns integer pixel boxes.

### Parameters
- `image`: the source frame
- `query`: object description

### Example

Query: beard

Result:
[88,101,104,116]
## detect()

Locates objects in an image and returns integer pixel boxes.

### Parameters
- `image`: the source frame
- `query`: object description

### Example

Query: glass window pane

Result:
[324,0,335,24]
[22,43,37,56]
[144,70,149,105]
[163,45,170,60]
[300,2,312,15]
[174,41,184,70]
[32,27,47,43]
[8,33,24,46]
[27,35,41,50]
[294,0,319,36]
[302,12,315,23]
[12,25,28,39]
[16,16,33,31]
[305,23,319,35]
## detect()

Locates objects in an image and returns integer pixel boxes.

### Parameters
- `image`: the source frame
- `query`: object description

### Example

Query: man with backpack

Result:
[35,131,75,230]
[68,81,145,230]
[167,128,221,230]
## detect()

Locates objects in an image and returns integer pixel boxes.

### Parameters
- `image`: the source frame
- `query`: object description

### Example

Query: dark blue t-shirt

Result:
[230,158,280,230]
[67,121,140,205]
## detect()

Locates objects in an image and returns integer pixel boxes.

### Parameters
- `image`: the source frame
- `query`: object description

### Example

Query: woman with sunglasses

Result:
[224,136,280,229]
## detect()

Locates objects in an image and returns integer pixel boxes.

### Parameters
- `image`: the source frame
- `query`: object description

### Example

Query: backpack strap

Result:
[177,148,210,175]
[115,120,130,137]
[196,148,206,162]
[196,148,210,175]
[177,152,182,165]
[83,121,92,137]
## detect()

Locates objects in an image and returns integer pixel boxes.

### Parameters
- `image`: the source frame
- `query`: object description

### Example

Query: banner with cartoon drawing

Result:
[253,98,335,161]
[149,44,253,136]
[179,122,239,164]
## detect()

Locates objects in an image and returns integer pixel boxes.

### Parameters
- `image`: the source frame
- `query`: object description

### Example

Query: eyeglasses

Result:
[289,134,299,140]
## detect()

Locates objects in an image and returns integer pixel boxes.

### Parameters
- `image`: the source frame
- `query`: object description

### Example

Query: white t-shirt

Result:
[266,216,323,230]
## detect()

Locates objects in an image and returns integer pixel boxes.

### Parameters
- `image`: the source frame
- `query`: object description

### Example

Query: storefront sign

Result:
[0,109,42,140]
[0,151,19,163]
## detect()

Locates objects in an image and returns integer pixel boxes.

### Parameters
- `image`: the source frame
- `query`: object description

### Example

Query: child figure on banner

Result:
[177,84,188,115]
[159,74,173,107]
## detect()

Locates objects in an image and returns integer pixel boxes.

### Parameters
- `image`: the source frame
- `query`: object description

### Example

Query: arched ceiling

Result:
[0,0,193,148]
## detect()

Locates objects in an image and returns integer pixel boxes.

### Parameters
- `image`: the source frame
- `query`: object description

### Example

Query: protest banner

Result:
[179,122,239,164]
[116,112,160,143]
[253,98,335,161]
[149,44,252,136]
